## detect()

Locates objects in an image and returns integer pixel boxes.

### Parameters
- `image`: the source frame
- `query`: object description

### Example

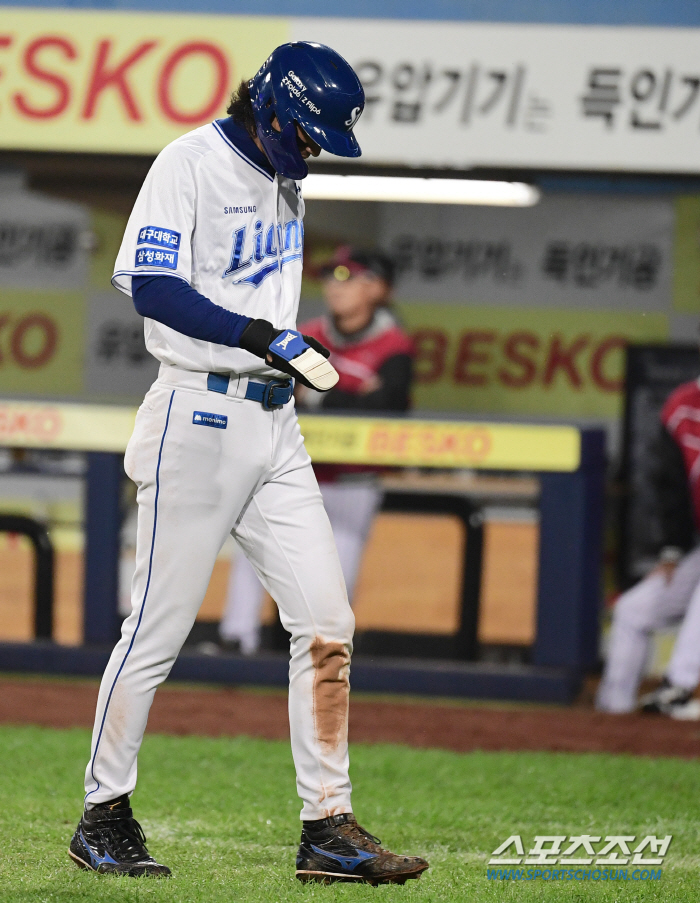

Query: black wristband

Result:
[239,319,278,358]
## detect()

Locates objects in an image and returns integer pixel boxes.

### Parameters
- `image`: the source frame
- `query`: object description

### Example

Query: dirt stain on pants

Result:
[310,636,351,754]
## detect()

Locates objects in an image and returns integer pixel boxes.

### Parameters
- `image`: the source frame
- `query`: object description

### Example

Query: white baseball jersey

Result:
[112,120,305,378]
[87,117,354,824]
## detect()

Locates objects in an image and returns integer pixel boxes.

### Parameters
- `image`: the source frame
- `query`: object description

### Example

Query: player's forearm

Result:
[132,275,252,347]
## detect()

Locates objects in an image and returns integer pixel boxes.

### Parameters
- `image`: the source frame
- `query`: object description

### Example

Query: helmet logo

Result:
[281,73,305,99]
[345,106,362,128]
[288,70,306,90]
[281,70,322,115]
[302,97,321,115]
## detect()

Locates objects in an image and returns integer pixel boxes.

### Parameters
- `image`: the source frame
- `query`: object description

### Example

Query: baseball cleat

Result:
[639,678,699,719]
[295,813,429,885]
[68,794,171,877]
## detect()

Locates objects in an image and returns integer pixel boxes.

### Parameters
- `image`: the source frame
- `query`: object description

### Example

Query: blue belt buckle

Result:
[262,379,292,410]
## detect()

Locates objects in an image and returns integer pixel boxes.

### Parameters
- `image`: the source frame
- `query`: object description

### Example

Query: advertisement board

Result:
[400,304,668,417]
[0,9,284,154]
[0,399,581,471]
[380,195,674,416]
[382,195,674,311]
[2,11,700,172]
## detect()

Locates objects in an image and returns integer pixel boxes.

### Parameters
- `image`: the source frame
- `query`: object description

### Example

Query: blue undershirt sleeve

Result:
[131,275,252,347]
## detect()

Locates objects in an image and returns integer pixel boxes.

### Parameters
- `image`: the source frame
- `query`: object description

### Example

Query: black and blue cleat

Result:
[295,813,429,885]
[68,795,171,877]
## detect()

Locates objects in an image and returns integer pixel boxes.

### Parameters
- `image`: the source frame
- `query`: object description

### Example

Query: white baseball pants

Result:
[84,371,354,820]
[596,546,700,713]
[220,481,382,652]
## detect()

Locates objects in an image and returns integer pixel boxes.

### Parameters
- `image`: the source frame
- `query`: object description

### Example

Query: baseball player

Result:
[596,377,700,718]
[218,246,413,654]
[68,42,428,885]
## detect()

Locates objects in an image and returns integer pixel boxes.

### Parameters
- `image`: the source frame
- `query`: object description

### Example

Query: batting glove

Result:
[240,319,339,391]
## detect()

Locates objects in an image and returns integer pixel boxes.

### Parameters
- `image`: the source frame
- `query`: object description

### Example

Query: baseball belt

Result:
[207,372,293,411]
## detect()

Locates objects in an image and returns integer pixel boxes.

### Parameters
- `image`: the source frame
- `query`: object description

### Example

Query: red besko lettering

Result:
[14,36,77,119]
[453,330,496,387]
[411,329,448,384]
[542,334,589,388]
[662,380,700,528]
[82,39,158,121]
[498,331,539,388]
[0,35,14,86]
[590,335,626,392]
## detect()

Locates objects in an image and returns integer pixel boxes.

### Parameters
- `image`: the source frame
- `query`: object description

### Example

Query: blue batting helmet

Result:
[248,42,365,180]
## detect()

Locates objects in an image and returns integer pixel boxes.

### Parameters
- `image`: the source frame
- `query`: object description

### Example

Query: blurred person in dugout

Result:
[215,246,414,655]
[597,373,700,719]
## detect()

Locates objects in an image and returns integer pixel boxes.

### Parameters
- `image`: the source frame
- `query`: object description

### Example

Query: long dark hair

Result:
[226,79,257,137]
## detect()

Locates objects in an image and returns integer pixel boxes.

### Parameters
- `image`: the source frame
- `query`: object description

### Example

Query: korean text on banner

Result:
[295,18,700,174]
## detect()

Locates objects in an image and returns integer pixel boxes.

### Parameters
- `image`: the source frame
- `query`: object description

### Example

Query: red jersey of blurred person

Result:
[299,245,415,480]
[301,314,414,396]
[662,379,700,527]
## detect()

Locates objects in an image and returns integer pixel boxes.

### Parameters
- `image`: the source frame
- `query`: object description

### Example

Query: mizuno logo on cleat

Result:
[309,844,378,872]
[79,830,119,869]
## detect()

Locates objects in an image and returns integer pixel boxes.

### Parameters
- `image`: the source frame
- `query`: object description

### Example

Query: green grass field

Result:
[1,724,699,902]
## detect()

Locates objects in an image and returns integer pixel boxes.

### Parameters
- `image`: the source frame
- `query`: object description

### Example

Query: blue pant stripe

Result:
[85,389,175,803]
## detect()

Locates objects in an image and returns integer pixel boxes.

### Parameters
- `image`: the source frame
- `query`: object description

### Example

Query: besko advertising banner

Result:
[1,10,700,172]
[0,9,284,155]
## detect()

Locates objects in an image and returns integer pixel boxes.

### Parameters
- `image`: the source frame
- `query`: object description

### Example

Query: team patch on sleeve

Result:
[137,226,181,249]
[135,248,178,269]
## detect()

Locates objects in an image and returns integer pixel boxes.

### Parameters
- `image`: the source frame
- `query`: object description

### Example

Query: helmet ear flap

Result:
[250,69,308,178]
[256,119,309,181]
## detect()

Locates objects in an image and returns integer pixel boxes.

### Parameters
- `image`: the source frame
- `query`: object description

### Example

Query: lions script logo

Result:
[223,218,303,288]
[192,411,228,429]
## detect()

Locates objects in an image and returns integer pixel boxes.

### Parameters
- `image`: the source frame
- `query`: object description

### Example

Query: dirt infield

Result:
[1,677,700,758]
